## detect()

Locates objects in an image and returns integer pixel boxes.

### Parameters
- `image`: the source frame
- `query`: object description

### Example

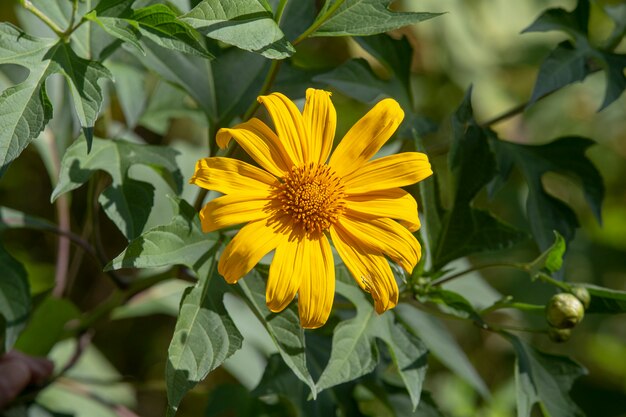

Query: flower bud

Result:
[569,286,591,309]
[545,293,585,329]
[549,327,572,343]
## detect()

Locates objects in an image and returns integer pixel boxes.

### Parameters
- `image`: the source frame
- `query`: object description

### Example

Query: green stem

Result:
[67,0,78,33]
[430,262,528,286]
[242,59,283,120]
[274,0,289,25]
[19,0,65,36]
[292,0,346,45]
[481,301,545,315]
[536,272,570,291]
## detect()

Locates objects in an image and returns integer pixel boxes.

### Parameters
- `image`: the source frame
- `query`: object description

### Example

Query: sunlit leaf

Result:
[505,333,586,417]
[238,271,316,397]
[317,277,428,410]
[527,231,566,276]
[312,0,441,37]
[0,245,30,352]
[181,0,295,59]
[53,136,182,240]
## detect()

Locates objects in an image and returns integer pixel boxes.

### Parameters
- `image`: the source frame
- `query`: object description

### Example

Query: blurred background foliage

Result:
[0,0,625,416]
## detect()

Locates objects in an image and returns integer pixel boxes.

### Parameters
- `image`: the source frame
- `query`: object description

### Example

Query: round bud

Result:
[569,286,591,309]
[545,293,585,329]
[549,327,572,343]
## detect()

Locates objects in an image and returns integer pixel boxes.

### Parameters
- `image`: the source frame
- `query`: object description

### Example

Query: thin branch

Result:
[19,0,64,36]
[292,0,346,45]
[241,59,283,121]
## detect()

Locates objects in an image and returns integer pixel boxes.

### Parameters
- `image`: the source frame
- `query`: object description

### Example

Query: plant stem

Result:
[67,0,79,33]
[430,262,528,286]
[19,0,65,36]
[274,0,289,25]
[481,301,545,315]
[242,59,283,121]
[536,272,570,291]
[292,0,346,45]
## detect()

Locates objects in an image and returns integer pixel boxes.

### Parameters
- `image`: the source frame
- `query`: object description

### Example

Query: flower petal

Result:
[297,234,335,329]
[266,237,303,313]
[302,88,336,164]
[337,216,421,273]
[216,118,294,177]
[257,92,307,165]
[218,218,289,283]
[200,194,274,233]
[344,152,432,194]
[190,157,277,195]
[345,188,421,232]
[330,226,398,314]
[329,98,404,177]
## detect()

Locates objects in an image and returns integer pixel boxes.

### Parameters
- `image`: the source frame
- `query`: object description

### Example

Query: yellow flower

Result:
[190,89,432,329]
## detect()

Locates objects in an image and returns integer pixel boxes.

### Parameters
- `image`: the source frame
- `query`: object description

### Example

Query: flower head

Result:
[190,89,432,328]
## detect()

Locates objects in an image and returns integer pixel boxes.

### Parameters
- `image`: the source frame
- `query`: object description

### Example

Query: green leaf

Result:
[420,288,483,321]
[107,62,148,129]
[388,391,448,417]
[527,231,566,276]
[0,206,58,233]
[432,89,528,268]
[356,34,413,93]
[107,198,217,271]
[505,333,586,417]
[53,136,183,240]
[522,0,589,41]
[317,277,428,410]
[112,279,191,319]
[396,304,489,398]
[312,0,441,37]
[84,12,145,54]
[181,0,295,59]
[15,296,80,356]
[130,4,213,58]
[0,245,30,352]
[581,284,626,314]
[238,271,316,397]
[490,136,603,250]
[166,265,242,417]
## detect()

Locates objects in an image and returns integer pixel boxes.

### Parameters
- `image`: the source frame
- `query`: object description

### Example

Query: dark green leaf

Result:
[598,52,626,110]
[356,34,413,93]
[317,277,428,410]
[107,198,217,271]
[53,136,182,240]
[130,4,213,58]
[237,271,316,397]
[505,333,586,417]
[523,0,589,40]
[181,0,295,59]
[0,245,30,352]
[491,136,603,250]
[389,391,448,417]
[15,297,80,356]
[420,288,482,322]
[432,89,528,268]
[582,284,626,314]
[312,0,441,37]
[396,304,489,398]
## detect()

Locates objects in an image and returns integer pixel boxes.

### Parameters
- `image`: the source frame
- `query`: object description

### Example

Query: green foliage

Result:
[1,0,625,416]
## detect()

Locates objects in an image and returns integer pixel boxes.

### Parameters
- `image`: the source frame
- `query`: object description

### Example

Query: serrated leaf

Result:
[181,0,295,59]
[432,89,528,268]
[581,284,626,314]
[491,136,603,250]
[14,296,80,356]
[166,265,242,417]
[0,245,30,352]
[130,4,213,58]
[396,304,489,399]
[238,271,316,397]
[527,231,566,276]
[107,198,217,271]
[505,333,586,417]
[317,277,428,410]
[53,136,182,240]
[312,0,441,37]
[522,0,589,40]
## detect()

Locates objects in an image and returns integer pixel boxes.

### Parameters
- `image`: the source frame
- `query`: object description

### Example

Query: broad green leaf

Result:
[112,279,191,319]
[432,89,528,268]
[181,0,295,59]
[14,296,80,356]
[396,304,489,399]
[312,0,441,37]
[130,4,212,58]
[238,271,316,397]
[166,265,242,417]
[505,333,586,417]
[53,136,182,240]
[0,245,30,352]
[107,198,217,271]
[317,278,428,410]
[527,231,566,276]
[581,284,626,314]
[490,136,603,251]
[270,0,316,41]
[84,12,145,54]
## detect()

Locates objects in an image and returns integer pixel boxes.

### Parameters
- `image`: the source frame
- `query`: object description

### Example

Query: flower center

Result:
[277,163,345,234]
